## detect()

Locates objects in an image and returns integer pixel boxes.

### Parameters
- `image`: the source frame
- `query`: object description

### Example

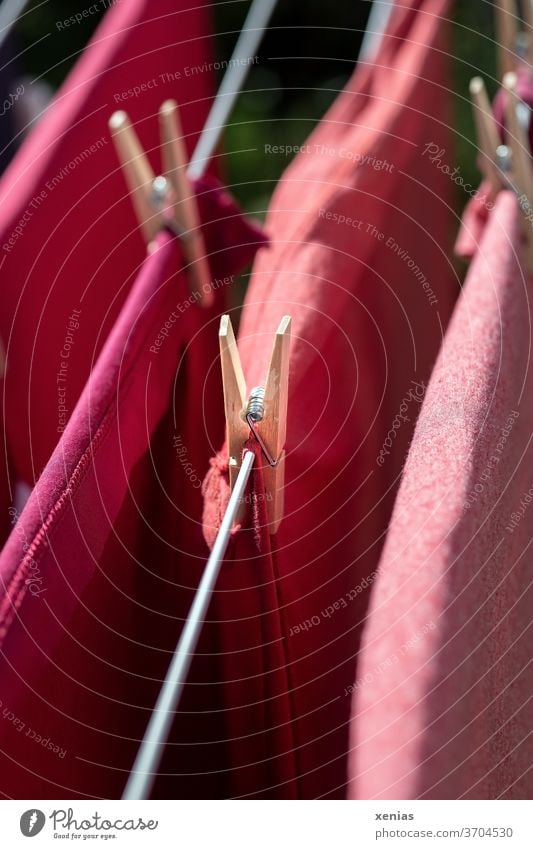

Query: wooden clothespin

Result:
[108,101,213,308]
[469,76,504,194]
[503,71,533,271]
[219,314,291,534]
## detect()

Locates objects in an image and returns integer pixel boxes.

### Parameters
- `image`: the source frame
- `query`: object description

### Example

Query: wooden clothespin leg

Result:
[503,71,533,272]
[109,103,212,307]
[469,76,503,194]
[219,314,291,534]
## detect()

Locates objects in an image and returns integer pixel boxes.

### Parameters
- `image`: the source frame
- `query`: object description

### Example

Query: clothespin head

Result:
[523,1,533,67]
[503,71,533,272]
[219,314,291,534]
[469,76,504,193]
[109,103,213,307]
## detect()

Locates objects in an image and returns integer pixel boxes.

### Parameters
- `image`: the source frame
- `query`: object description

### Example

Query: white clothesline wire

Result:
[188,0,279,179]
[122,449,255,801]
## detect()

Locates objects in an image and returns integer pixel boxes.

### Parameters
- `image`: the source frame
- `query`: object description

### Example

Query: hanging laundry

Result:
[350,190,533,800]
[493,65,533,152]
[202,0,458,799]
[0,0,216,508]
[0,183,266,800]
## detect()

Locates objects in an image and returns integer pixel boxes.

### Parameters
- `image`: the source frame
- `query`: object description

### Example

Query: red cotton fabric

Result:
[350,190,533,800]
[0,0,215,496]
[202,0,458,799]
[0,187,266,799]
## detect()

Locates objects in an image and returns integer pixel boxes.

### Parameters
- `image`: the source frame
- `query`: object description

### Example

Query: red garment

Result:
[0,186,266,799]
[0,0,215,494]
[202,0,457,799]
[350,190,533,799]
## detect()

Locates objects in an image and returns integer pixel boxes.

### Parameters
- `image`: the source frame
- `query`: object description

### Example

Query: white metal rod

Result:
[188,0,279,179]
[358,0,394,62]
[0,0,31,52]
[122,449,255,800]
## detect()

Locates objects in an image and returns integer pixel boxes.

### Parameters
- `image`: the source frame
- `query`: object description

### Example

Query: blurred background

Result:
[0,0,499,215]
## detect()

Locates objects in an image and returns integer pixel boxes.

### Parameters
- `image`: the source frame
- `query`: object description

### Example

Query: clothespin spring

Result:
[245,387,281,468]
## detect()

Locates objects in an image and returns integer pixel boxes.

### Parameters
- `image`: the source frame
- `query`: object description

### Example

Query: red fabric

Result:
[0,191,266,799]
[0,0,215,492]
[350,190,533,799]
[202,0,458,799]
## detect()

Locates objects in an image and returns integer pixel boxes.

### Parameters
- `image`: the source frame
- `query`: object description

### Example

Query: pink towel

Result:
[0,0,215,491]
[350,190,533,799]
[202,0,458,798]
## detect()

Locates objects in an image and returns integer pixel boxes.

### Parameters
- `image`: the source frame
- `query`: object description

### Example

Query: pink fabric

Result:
[350,190,533,799]
[203,0,458,799]
[0,0,215,492]
[493,66,533,151]
[0,191,266,799]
